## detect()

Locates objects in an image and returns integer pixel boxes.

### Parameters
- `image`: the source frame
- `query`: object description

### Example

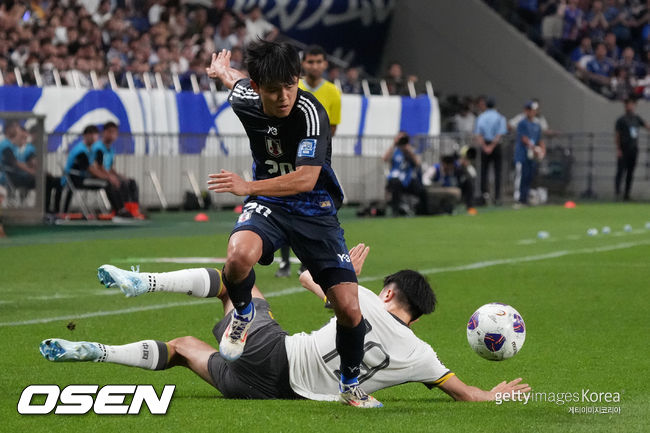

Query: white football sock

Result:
[145,268,221,298]
[96,340,168,370]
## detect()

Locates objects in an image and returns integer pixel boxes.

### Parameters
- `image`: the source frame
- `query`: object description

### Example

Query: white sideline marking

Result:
[0,289,122,305]
[2,239,649,327]
[517,239,536,245]
[397,240,650,278]
[0,287,305,327]
[518,228,649,245]
[116,257,302,264]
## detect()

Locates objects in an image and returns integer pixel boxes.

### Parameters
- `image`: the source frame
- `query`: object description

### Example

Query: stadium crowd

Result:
[0,0,417,95]
[486,0,650,100]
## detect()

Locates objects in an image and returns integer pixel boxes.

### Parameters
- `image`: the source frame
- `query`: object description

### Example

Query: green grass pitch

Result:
[1,203,648,432]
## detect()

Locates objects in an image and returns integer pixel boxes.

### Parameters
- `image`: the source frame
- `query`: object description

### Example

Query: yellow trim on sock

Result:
[165,342,172,364]
[431,372,455,387]
[215,268,224,297]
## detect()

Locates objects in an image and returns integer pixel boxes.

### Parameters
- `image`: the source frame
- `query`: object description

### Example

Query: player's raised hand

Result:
[349,243,370,276]
[489,378,531,401]
[206,49,231,79]
[207,169,250,196]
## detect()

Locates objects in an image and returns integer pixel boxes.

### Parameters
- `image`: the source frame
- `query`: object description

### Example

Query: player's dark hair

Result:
[103,121,118,131]
[464,147,477,160]
[303,45,327,60]
[245,40,300,87]
[441,155,455,165]
[3,121,19,137]
[396,133,410,146]
[83,125,99,135]
[383,270,436,321]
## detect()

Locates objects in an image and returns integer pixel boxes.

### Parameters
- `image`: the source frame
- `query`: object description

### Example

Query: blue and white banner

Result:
[0,85,439,156]
[228,0,395,73]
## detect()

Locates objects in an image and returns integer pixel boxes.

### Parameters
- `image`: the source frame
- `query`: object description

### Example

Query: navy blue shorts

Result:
[230,200,357,290]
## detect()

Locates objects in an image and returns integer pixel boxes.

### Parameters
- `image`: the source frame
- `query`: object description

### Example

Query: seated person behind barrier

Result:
[18,126,63,214]
[91,121,145,219]
[422,155,464,215]
[0,122,36,191]
[62,125,129,217]
[383,132,425,216]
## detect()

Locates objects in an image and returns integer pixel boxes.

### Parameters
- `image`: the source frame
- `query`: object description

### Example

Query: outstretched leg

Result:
[40,338,170,371]
[98,265,223,298]
[39,336,218,387]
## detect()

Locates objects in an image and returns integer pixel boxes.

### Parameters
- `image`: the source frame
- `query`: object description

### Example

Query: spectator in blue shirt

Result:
[474,96,507,205]
[618,46,645,79]
[0,122,35,190]
[383,132,424,216]
[586,42,614,92]
[423,150,477,215]
[604,0,632,44]
[21,125,62,215]
[571,36,594,65]
[560,0,584,53]
[62,124,126,216]
[604,31,621,62]
[585,0,609,43]
[514,101,546,205]
[91,121,144,219]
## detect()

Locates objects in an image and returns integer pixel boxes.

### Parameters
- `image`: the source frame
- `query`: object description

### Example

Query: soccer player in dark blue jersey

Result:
[205,41,381,408]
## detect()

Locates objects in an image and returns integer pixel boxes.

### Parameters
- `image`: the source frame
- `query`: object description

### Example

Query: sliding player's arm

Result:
[299,243,370,300]
[438,375,530,402]
[206,49,246,90]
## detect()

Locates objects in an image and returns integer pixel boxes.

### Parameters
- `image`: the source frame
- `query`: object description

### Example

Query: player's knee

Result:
[329,287,362,326]
[336,303,362,327]
[167,336,198,357]
[226,247,258,276]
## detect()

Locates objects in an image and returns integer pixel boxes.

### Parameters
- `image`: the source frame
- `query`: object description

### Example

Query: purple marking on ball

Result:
[513,314,525,333]
[467,312,479,330]
[484,333,506,352]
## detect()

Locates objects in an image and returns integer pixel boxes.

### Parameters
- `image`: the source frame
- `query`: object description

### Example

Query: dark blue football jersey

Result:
[228,78,344,216]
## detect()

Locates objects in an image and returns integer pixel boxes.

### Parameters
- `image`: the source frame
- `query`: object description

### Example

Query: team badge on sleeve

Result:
[297,139,317,158]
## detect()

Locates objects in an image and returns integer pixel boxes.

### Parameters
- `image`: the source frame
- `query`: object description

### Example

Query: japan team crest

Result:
[265,137,283,157]
[238,211,252,223]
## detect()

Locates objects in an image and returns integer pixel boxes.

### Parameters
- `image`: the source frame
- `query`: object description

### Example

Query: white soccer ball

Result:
[466,303,526,361]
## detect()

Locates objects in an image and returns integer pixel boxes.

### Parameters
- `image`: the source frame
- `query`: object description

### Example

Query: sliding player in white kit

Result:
[39,244,530,404]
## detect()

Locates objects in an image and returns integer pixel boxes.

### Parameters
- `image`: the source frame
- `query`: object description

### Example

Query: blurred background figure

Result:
[614,97,649,201]
[514,100,546,206]
[383,132,425,216]
[474,96,507,205]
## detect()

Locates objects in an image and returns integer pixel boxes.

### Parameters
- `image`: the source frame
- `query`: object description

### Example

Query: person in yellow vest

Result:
[276,45,343,278]
[299,45,341,136]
